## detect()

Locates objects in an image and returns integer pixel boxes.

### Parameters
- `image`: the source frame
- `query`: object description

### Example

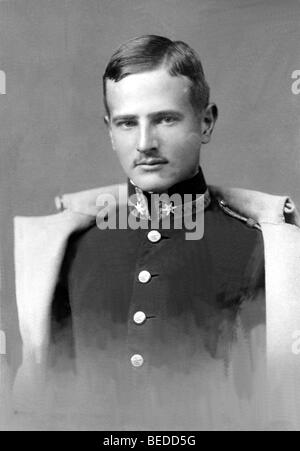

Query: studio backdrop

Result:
[0,0,300,416]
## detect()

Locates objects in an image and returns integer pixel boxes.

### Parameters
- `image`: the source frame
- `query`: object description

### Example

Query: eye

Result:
[117,120,137,129]
[158,115,178,125]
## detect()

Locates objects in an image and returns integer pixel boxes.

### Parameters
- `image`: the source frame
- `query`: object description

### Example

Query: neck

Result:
[129,167,207,199]
[127,167,210,221]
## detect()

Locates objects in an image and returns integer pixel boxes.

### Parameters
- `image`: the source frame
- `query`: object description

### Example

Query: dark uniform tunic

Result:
[50,168,266,430]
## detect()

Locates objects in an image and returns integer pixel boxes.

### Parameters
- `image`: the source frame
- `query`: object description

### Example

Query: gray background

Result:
[0,0,300,377]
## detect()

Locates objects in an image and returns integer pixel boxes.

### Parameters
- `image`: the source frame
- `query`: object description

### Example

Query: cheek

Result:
[113,135,136,168]
[113,131,136,150]
[113,132,132,149]
[185,131,202,149]
[163,121,201,147]
[165,130,201,159]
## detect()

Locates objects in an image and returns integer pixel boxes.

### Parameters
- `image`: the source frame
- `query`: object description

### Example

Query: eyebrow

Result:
[111,110,184,124]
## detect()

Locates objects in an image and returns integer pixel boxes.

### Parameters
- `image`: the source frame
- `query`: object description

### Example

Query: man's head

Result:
[103,35,217,193]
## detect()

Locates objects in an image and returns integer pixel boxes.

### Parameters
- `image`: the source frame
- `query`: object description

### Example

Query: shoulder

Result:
[204,195,265,293]
[205,193,264,262]
[63,224,99,266]
[208,184,299,227]
[206,192,263,240]
[61,217,139,275]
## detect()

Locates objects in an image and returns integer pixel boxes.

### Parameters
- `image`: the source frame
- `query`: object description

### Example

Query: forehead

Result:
[105,68,192,116]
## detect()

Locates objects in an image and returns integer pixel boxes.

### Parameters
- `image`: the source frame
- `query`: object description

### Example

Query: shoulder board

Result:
[218,199,261,231]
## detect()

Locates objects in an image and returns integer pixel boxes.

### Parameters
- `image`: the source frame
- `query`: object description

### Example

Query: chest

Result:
[67,216,265,366]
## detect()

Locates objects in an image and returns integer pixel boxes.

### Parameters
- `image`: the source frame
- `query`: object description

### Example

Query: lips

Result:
[136,158,167,166]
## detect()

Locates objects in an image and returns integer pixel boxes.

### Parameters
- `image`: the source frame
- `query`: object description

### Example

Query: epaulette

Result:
[217,199,262,231]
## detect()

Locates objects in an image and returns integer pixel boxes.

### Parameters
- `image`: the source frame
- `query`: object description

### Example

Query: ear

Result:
[200,103,218,144]
[104,115,116,151]
[104,115,110,128]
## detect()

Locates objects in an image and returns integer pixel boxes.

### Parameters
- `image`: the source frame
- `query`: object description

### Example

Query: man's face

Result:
[105,67,214,193]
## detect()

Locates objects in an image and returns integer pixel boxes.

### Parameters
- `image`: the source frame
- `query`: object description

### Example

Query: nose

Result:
[136,123,158,153]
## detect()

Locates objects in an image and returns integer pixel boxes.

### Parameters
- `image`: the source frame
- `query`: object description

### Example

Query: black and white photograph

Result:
[1,0,300,433]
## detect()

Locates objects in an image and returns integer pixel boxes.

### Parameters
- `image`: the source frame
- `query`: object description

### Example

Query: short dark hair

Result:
[103,35,210,116]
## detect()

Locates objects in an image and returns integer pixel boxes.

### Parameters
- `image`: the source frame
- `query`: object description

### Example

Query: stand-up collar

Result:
[128,167,211,220]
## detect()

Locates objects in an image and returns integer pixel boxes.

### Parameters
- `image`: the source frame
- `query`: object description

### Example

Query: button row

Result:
[131,312,146,367]
[132,231,160,369]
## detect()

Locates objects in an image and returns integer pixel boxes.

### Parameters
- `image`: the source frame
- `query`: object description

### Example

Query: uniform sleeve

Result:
[48,234,76,372]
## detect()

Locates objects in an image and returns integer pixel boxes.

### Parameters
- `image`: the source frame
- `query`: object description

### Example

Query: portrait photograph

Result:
[1,0,300,433]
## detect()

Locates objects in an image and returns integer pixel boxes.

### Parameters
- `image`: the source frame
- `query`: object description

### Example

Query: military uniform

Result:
[49,168,266,430]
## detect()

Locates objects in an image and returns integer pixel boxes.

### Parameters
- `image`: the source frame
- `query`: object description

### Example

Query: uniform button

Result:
[133,311,146,325]
[147,230,161,243]
[138,270,151,283]
[130,354,144,367]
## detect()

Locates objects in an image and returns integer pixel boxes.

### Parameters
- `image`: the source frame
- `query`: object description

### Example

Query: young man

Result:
[13,36,300,430]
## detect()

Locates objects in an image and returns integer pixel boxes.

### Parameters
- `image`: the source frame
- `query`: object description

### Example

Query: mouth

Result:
[136,158,168,167]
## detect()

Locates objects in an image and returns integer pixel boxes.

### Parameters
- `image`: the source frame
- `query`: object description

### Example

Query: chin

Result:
[132,173,174,193]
